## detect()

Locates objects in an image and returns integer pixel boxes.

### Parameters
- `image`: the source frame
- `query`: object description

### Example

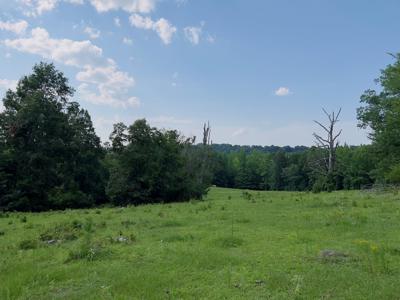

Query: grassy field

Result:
[1,187,400,299]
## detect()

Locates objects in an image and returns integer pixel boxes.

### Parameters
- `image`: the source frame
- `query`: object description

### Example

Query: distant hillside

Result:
[209,143,309,154]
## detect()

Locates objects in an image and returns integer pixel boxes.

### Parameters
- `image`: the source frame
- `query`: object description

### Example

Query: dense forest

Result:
[0,53,399,211]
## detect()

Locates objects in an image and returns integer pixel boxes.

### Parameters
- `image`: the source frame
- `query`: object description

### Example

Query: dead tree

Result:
[313,108,342,174]
[202,121,211,146]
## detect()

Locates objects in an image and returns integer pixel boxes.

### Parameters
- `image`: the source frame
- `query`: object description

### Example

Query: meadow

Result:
[1,187,400,299]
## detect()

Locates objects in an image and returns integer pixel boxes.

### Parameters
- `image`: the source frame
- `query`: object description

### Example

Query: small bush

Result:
[19,239,38,250]
[242,191,253,201]
[40,221,81,242]
[20,216,27,223]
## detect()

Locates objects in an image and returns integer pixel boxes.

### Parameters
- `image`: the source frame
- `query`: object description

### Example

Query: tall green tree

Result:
[357,53,400,182]
[0,62,106,211]
[106,119,210,205]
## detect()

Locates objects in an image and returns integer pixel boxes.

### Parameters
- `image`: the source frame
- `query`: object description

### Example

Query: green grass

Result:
[1,187,400,299]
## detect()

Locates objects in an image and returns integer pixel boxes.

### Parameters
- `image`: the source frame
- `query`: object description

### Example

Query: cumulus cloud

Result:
[19,0,83,16]
[19,0,152,16]
[88,0,156,13]
[275,87,290,96]
[0,20,29,35]
[184,22,214,45]
[184,26,202,45]
[84,26,101,39]
[129,14,176,44]
[4,27,138,108]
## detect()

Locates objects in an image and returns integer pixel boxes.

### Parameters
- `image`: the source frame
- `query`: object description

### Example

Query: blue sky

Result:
[1,0,399,146]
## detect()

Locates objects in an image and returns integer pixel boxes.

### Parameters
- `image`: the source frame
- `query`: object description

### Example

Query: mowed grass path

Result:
[1,188,400,299]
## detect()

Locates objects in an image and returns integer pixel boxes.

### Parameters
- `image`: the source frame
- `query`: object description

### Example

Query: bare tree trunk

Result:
[313,108,342,174]
[203,121,211,146]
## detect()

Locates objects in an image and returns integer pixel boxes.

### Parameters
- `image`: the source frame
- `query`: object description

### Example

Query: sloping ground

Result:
[1,187,400,299]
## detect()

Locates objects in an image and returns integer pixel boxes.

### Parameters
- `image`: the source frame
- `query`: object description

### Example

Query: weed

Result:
[354,239,391,274]
[66,235,109,262]
[83,218,94,233]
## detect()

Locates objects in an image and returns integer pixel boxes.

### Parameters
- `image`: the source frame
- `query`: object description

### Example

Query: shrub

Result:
[19,239,38,250]
[39,221,81,242]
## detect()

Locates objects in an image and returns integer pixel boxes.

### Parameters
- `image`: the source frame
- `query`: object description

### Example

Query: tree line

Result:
[0,53,399,211]
[0,63,212,211]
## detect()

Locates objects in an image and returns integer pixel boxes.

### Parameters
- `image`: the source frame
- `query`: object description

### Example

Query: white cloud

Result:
[0,79,18,91]
[129,13,153,29]
[4,27,138,108]
[19,0,83,16]
[4,28,105,68]
[0,79,18,112]
[122,37,133,45]
[149,115,193,125]
[129,14,176,44]
[0,20,29,35]
[89,0,156,13]
[184,22,214,45]
[114,17,121,27]
[184,26,202,45]
[84,26,101,39]
[153,18,176,44]
[275,87,290,96]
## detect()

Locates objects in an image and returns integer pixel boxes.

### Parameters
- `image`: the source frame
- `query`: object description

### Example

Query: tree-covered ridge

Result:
[210,144,309,154]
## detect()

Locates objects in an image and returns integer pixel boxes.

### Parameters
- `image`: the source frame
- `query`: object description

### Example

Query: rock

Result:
[116,236,128,243]
[46,239,58,244]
